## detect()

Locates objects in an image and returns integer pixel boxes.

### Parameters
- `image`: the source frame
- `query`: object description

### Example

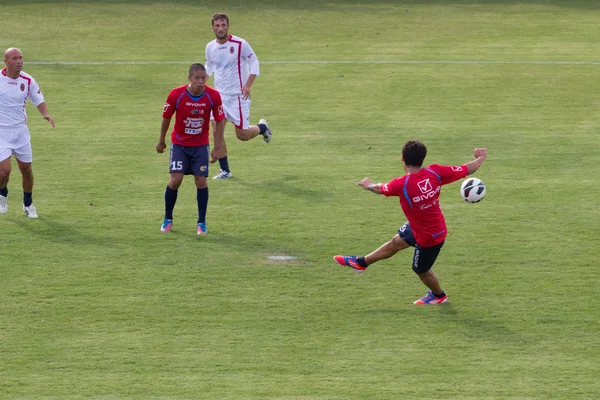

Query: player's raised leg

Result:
[228,95,272,143]
[334,233,411,273]
[258,119,272,143]
[333,255,368,273]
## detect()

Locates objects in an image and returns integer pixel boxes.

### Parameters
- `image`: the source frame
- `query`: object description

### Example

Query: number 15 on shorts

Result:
[171,161,183,171]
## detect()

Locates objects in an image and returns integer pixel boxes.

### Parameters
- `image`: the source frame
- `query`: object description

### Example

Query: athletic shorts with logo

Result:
[169,144,209,176]
[210,93,250,130]
[398,222,445,274]
[0,126,33,162]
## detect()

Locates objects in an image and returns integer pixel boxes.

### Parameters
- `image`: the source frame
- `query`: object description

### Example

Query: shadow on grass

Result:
[235,174,331,203]
[13,218,122,249]
[437,303,529,344]
[366,302,529,345]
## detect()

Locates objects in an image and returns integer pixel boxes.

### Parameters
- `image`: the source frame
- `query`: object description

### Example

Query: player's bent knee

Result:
[391,235,410,251]
[234,129,250,141]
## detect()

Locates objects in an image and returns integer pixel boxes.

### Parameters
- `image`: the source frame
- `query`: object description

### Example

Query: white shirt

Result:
[0,69,45,129]
[205,34,260,96]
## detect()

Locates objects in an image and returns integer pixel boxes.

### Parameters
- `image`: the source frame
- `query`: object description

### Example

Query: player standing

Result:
[334,141,487,305]
[0,47,55,218]
[205,13,272,180]
[156,63,225,234]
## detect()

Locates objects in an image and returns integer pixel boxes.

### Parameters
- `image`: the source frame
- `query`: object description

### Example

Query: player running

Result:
[334,141,487,305]
[205,13,272,180]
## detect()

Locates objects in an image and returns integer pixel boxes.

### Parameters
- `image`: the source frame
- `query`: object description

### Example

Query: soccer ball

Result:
[460,177,486,203]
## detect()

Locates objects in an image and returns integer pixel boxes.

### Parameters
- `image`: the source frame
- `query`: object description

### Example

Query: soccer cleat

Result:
[259,118,272,143]
[413,291,448,305]
[212,169,232,180]
[333,255,366,273]
[0,195,7,214]
[197,222,207,235]
[23,204,38,219]
[160,218,173,233]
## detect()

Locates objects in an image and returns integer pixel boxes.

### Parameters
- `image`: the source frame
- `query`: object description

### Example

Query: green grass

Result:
[1,1,599,399]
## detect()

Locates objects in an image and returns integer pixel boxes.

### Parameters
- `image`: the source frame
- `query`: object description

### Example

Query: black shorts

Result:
[169,144,209,176]
[398,222,445,274]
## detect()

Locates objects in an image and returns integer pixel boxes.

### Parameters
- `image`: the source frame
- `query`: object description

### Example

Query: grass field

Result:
[1,1,599,399]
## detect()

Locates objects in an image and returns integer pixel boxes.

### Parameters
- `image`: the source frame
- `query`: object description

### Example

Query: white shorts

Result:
[0,126,33,163]
[211,94,251,130]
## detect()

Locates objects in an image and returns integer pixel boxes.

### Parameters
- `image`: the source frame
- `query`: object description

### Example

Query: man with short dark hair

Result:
[334,141,487,305]
[156,63,225,234]
[205,13,272,180]
[0,47,55,218]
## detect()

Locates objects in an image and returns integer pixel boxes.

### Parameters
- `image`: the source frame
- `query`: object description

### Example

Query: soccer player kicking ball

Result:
[334,141,487,305]
[156,63,226,235]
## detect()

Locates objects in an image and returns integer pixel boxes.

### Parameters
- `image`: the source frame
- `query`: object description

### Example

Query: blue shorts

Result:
[398,222,445,274]
[169,144,209,176]
[398,222,416,247]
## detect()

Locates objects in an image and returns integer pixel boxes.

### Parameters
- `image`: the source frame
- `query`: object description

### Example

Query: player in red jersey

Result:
[334,140,487,305]
[156,63,226,234]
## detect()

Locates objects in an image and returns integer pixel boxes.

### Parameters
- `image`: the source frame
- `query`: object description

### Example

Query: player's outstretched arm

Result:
[466,147,487,175]
[358,177,384,194]
[156,118,171,153]
[36,102,55,127]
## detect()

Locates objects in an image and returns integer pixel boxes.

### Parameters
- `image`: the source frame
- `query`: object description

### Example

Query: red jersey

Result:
[380,164,468,247]
[162,85,225,146]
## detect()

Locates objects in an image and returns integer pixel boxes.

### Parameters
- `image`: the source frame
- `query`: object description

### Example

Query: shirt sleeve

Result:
[428,164,468,185]
[162,90,177,119]
[211,91,226,123]
[242,40,260,76]
[28,77,45,107]
[380,177,405,197]
[205,43,214,77]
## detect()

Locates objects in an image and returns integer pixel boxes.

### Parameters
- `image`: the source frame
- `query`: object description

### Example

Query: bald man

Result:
[0,47,54,218]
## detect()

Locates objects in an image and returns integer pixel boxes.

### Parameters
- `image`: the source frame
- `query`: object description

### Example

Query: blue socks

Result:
[257,123,268,135]
[0,186,7,197]
[24,192,32,207]
[218,156,230,173]
[164,185,178,220]
[165,185,209,224]
[197,187,208,224]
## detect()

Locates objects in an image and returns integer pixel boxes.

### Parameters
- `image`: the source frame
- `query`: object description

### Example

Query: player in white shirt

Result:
[0,48,55,218]
[205,13,272,180]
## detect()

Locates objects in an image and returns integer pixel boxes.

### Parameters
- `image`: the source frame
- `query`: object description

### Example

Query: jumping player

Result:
[156,63,225,234]
[205,13,272,180]
[334,141,487,305]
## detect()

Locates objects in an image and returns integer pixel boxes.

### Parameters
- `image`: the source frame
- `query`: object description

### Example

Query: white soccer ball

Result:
[460,177,486,203]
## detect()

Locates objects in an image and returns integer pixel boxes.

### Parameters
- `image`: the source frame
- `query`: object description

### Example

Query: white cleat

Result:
[0,195,7,214]
[23,204,38,218]
[212,169,232,180]
[259,119,272,143]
